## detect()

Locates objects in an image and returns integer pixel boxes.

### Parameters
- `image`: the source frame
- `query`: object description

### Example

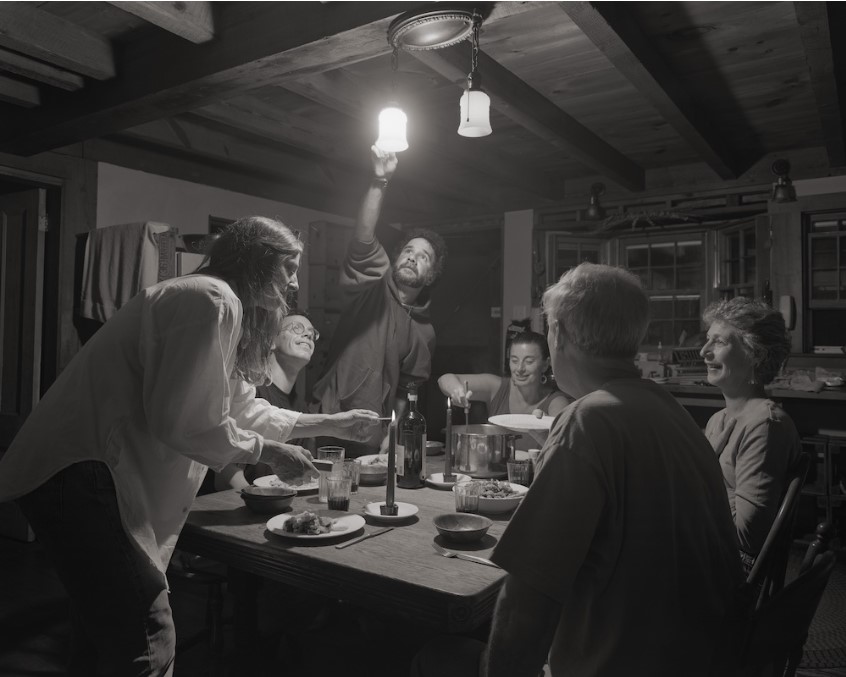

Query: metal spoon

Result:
[431,542,500,568]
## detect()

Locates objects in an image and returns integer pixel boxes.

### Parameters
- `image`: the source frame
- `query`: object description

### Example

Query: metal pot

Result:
[451,424,518,479]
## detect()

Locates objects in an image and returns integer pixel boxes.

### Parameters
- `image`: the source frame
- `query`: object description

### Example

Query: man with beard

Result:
[312,145,448,456]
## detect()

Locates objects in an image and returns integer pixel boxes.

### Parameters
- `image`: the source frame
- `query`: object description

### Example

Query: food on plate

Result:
[261,476,286,488]
[282,511,336,535]
[366,455,388,467]
[477,479,517,499]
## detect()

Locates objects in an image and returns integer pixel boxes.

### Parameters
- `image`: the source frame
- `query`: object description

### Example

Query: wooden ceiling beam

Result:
[0,46,84,91]
[106,1,215,44]
[409,47,645,192]
[794,1,846,168]
[0,2,430,156]
[0,3,114,79]
[282,71,560,203]
[187,98,493,211]
[0,74,39,107]
[559,2,752,180]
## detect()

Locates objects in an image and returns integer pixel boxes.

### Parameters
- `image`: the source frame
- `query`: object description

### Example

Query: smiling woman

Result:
[700,297,801,571]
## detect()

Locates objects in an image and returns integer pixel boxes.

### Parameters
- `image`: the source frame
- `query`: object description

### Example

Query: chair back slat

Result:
[746,453,810,608]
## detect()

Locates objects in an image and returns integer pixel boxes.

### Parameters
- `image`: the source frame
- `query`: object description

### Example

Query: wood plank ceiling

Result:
[0,1,843,226]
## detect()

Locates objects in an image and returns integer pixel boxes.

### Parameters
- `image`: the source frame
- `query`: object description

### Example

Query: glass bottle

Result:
[396,389,426,489]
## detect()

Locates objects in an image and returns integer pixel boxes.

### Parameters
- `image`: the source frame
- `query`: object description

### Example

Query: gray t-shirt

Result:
[492,377,743,677]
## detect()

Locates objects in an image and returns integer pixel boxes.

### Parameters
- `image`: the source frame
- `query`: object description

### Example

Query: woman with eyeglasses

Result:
[215,311,319,490]
[0,216,379,676]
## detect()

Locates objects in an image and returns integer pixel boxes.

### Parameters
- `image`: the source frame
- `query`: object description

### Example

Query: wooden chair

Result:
[745,453,810,609]
[736,521,835,677]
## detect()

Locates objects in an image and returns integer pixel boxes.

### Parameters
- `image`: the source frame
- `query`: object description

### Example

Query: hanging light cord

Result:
[391,46,399,98]
[471,13,481,78]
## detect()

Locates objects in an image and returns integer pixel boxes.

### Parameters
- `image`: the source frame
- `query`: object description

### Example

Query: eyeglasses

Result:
[282,321,319,342]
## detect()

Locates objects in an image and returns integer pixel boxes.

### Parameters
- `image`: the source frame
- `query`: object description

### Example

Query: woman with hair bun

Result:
[700,296,800,571]
[438,331,571,449]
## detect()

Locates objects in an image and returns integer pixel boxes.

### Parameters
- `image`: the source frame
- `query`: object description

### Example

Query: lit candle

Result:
[444,397,454,481]
[382,410,399,516]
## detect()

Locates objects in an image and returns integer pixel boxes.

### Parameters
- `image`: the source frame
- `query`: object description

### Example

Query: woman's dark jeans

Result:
[17,461,175,676]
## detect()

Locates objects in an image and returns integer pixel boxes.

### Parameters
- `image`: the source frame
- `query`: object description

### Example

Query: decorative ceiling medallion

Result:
[388,7,476,51]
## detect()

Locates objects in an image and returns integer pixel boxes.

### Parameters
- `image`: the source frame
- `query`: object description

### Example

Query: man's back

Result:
[493,377,742,676]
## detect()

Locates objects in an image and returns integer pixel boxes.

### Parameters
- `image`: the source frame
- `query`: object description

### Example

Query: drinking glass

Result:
[326,476,352,511]
[507,460,532,486]
[341,459,361,493]
[317,446,345,503]
[454,480,481,513]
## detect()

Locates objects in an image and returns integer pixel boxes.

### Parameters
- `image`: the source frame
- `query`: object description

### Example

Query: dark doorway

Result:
[0,175,62,451]
[423,227,503,441]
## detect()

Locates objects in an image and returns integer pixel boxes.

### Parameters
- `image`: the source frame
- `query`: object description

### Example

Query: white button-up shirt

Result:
[0,274,299,575]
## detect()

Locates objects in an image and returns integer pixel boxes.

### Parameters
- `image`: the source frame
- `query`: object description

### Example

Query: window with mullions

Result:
[718,223,757,299]
[805,212,846,350]
[623,237,705,347]
[545,234,601,285]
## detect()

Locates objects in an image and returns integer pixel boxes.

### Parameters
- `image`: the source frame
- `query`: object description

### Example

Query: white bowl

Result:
[453,480,528,514]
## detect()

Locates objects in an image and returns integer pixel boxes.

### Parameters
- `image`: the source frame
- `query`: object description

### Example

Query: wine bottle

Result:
[396,388,426,489]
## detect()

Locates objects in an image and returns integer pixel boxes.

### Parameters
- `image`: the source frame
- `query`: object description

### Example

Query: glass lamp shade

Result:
[458,88,492,138]
[375,105,409,153]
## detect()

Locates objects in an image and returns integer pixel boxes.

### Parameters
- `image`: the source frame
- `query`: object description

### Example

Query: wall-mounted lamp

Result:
[457,11,491,138]
[585,183,606,220]
[770,159,797,203]
[375,47,409,153]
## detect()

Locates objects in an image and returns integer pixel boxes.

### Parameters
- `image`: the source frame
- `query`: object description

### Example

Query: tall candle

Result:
[385,410,397,510]
[444,397,454,480]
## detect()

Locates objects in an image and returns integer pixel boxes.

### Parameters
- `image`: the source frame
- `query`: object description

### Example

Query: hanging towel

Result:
[80,221,172,322]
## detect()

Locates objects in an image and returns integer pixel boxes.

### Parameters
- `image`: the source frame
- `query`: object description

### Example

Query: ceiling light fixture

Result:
[457,11,491,138]
[374,47,409,153]
[770,158,797,203]
[585,183,606,220]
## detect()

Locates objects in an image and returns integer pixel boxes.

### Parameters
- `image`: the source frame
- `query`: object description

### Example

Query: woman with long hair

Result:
[0,215,378,676]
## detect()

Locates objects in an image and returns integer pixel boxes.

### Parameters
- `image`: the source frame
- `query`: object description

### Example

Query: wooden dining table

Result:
[176,459,513,636]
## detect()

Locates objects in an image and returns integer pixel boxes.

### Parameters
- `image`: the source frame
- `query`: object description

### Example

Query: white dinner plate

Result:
[362,501,418,523]
[266,511,365,540]
[425,472,471,490]
[254,475,319,493]
[488,414,555,433]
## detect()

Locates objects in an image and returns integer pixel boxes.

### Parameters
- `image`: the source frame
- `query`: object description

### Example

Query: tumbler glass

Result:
[454,480,481,513]
[317,446,345,503]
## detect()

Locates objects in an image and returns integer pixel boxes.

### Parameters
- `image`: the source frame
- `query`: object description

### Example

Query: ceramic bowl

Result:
[475,480,529,514]
[357,454,388,485]
[426,440,445,456]
[433,513,493,543]
[240,486,296,514]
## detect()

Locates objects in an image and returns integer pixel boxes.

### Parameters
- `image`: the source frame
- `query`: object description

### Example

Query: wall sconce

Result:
[375,47,409,153]
[585,183,606,220]
[458,11,491,138]
[770,159,797,203]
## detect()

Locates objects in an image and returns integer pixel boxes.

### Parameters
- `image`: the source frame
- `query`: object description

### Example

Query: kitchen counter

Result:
[662,383,846,402]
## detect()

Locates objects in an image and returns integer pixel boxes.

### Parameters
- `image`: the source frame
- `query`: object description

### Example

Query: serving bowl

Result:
[357,454,388,485]
[433,513,492,543]
[240,486,296,514]
[426,440,444,456]
[453,480,529,514]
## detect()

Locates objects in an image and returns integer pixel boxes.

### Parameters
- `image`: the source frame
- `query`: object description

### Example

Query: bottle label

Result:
[396,444,405,476]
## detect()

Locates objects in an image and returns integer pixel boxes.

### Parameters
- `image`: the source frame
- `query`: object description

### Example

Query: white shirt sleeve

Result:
[229,378,300,442]
[140,281,269,472]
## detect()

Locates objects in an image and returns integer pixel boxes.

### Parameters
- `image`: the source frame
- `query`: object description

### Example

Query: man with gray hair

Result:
[413,263,744,677]
[483,262,743,676]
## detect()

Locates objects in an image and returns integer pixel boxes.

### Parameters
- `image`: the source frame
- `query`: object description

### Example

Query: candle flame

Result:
[447,397,451,408]
[391,410,396,424]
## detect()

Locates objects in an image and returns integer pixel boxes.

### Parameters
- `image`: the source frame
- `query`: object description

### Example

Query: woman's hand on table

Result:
[260,440,319,484]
